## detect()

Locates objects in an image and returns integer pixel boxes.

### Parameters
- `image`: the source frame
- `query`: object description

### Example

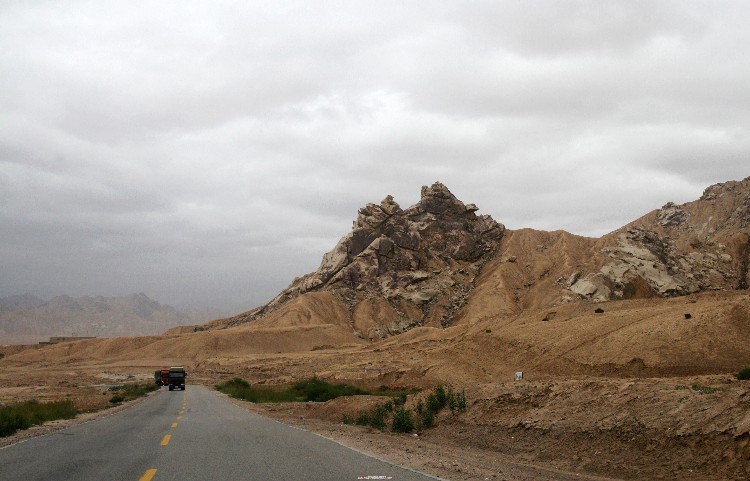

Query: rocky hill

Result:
[223,182,505,338]
[218,178,750,340]
[0,293,215,339]
[459,177,750,323]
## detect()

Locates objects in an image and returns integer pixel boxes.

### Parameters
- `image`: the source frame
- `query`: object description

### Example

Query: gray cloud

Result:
[1,1,748,310]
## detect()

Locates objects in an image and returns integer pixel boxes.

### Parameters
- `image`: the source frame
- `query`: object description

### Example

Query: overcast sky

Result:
[1,1,749,311]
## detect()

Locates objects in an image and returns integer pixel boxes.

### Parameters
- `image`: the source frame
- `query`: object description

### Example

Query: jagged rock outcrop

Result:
[228,182,505,337]
[567,176,750,302]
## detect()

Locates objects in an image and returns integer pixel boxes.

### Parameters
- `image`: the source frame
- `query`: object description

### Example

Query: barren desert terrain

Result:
[2,179,749,480]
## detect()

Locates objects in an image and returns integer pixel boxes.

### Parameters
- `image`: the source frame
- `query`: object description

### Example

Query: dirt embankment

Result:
[1,356,749,480]
[241,375,750,481]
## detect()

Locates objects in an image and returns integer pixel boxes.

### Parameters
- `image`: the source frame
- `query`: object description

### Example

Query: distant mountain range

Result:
[0,293,221,340]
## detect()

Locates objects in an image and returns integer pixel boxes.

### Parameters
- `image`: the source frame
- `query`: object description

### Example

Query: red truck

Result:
[154,369,170,386]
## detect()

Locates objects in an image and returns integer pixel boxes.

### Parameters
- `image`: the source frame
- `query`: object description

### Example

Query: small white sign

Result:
[514,371,523,381]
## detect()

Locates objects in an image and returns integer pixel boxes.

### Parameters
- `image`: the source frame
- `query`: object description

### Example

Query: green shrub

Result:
[229,377,250,388]
[447,390,457,413]
[426,393,440,414]
[455,389,467,412]
[215,378,266,402]
[216,379,294,403]
[0,412,29,437]
[0,400,77,437]
[446,387,468,414]
[355,410,371,426]
[342,384,469,434]
[417,385,468,429]
[350,402,398,430]
[419,405,435,429]
[737,367,750,380]
[434,385,448,407]
[391,407,414,433]
[109,395,125,404]
[351,405,385,429]
[369,404,388,429]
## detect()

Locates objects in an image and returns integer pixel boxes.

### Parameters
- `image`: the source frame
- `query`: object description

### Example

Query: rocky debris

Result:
[228,182,505,335]
[699,177,750,228]
[656,202,689,227]
[569,272,612,302]
[568,177,750,302]
[732,195,750,228]
[602,227,698,297]
[568,224,738,301]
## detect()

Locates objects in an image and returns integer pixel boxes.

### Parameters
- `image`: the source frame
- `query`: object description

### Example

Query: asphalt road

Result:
[0,385,443,481]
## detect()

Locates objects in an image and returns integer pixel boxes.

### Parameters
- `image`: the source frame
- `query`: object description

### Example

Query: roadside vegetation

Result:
[108,382,160,404]
[216,377,466,435]
[343,384,467,433]
[736,367,750,380]
[216,377,412,403]
[0,399,78,437]
[676,383,726,394]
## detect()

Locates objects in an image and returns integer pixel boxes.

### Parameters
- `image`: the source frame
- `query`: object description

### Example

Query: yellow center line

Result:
[160,434,171,446]
[177,415,183,421]
[139,468,157,481]
[171,422,178,428]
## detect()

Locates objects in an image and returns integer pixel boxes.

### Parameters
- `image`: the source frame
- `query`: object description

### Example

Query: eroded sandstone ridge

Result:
[568,177,750,302]
[228,182,505,337]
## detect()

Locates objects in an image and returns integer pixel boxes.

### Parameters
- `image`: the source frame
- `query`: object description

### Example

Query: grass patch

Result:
[677,384,725,394]
[691,384,720,394]
[215,377,369,403]
[109,382,160,404]
[293,378,367,402]
[0,400,78,437]
[737,367,750,381]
